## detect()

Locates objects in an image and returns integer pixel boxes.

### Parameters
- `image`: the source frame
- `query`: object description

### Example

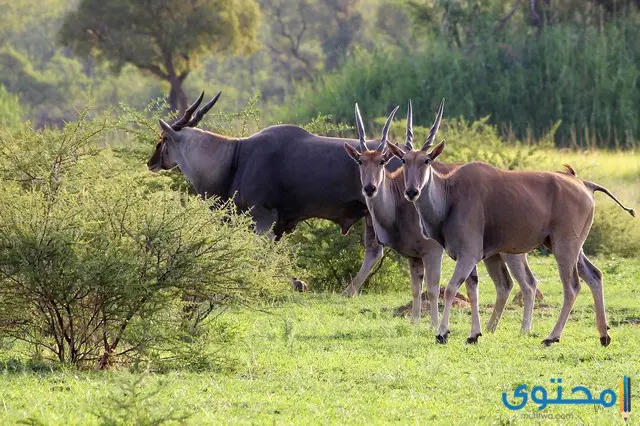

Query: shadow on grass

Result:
[0,358,66,376]
[295,330,376,341]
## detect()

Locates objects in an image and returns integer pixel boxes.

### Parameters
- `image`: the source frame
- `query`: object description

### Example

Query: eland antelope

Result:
[387,99,635,346]
[344,102,539,337]
[148,91,400,296]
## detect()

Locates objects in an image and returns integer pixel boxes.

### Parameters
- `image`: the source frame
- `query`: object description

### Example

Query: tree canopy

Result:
[59,0,261,112]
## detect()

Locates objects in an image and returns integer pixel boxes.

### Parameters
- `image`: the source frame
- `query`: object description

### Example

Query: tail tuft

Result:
[630,208,636,218]
[563,163,577,176]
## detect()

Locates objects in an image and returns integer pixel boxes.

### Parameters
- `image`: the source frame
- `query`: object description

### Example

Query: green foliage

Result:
[381,114,552,169]
[300,113,351,136]
[583,204,640,258]
[0,110,292,368]
[0,85,25,129]
[288,219,408,294]
[0,47,61,107]
[289,220,362,293]
[262,0,363,77]
[92,372,191,425]
[275,16,640,148]
[59,0,261,111]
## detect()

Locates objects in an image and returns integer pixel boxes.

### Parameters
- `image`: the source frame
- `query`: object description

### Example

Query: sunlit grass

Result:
[1,256,638,425]
[543,149,640,183]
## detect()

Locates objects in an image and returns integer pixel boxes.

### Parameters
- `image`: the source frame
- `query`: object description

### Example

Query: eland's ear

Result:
[344,142,361,162]
[158,119,181,141]
[387,142,405,159]
[429,140,446,161]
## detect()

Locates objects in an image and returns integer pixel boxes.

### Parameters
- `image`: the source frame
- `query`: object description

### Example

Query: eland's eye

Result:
[357,160,363,165]
[401,159,406,164]
[379,160,386,166]
[425,158,431,164]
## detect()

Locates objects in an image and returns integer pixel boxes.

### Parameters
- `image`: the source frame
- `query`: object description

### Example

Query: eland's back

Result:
[232,124,401,234]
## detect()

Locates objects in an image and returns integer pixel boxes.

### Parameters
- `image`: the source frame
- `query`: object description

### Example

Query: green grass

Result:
[1,256,639,425]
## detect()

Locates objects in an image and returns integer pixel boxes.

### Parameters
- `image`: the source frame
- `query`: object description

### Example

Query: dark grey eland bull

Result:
[147,91,395,295]
[343,102,539,338]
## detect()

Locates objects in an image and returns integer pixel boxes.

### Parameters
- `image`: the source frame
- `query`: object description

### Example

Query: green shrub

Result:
[583,203,640,258]
[0,113,292,368]
[288,218,409,294]
[381,115,553,169]
[91,372,191,425]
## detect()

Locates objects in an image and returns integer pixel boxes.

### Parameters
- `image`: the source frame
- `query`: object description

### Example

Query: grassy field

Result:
[1,255,639,425]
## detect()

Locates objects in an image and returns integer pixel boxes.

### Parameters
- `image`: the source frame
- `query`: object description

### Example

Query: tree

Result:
[58,0,261,113]
[261,0,362,83]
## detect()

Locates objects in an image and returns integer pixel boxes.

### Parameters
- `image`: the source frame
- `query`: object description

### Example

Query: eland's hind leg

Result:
[503,253,538,334]
[484,255,514,333]
[577,251,610,346]
[422,243,444,329]
[543,244,581,346]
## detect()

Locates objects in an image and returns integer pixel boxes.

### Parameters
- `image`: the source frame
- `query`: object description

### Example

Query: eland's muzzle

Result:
[363,184,377,197]
[405,188,420,202]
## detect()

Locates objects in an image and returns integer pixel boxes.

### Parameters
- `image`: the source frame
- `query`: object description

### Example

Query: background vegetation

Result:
[2,0,640,148]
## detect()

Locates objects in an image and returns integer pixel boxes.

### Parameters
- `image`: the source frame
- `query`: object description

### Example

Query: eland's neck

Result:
[175,130,238,199]
[366,172,402,229]
[417,168,448,224]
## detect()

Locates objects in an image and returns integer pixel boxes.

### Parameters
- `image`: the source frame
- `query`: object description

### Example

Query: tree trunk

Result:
[168,77,188,114]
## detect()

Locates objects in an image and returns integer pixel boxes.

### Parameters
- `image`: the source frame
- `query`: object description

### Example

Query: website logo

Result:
[502,376,631,422]
[620,376,632,422]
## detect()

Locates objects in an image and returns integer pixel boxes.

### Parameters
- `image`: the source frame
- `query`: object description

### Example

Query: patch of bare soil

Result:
[390,288,470,318]
[511,288,549,309]
[611,316,640,327]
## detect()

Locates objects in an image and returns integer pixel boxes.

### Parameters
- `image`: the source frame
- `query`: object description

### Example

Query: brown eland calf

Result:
[344,102,539,337]
[291,277,310,292]
[387,99,635,346]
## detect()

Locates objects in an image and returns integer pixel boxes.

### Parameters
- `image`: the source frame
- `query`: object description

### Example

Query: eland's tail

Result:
[583,181,636,217]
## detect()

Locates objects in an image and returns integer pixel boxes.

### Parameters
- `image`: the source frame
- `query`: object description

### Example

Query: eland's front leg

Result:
[250,205,277,238]
[437,257,480,344]
[422,245,444,329]
[342,214,383,296]
[464,267,482,344]
[407,258,425,324]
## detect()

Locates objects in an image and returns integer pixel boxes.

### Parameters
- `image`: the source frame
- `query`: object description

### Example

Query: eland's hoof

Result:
[542,337,560,346]
[436,331,449,344]
[600,335,611,347]
[466,333,482,345]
